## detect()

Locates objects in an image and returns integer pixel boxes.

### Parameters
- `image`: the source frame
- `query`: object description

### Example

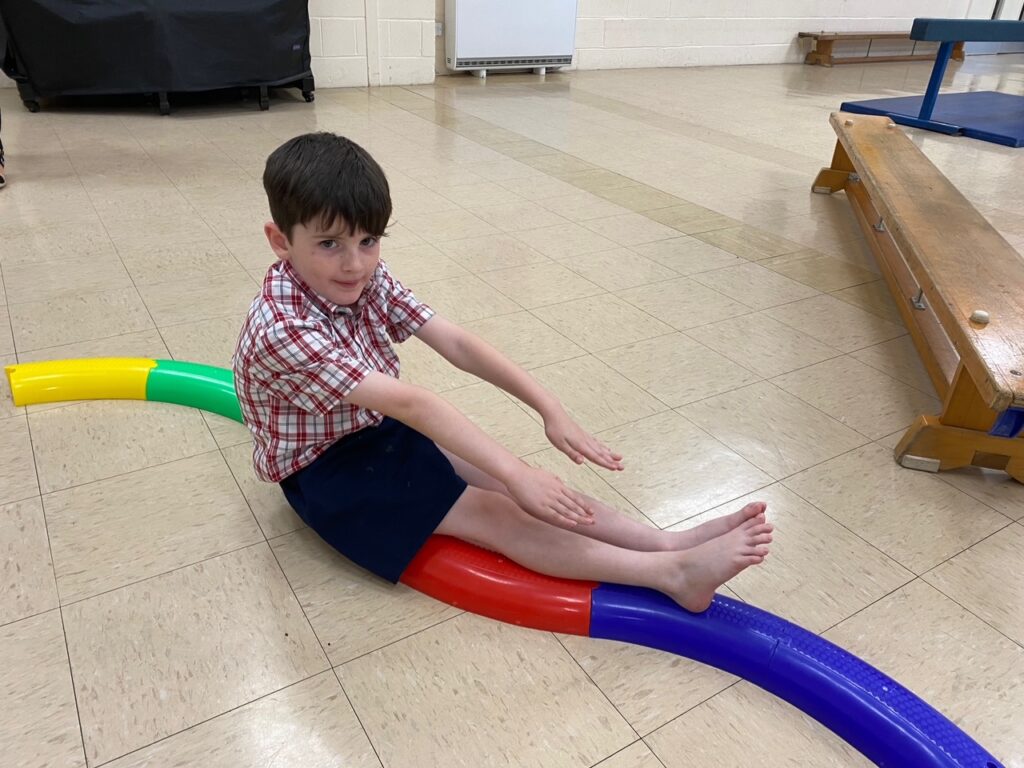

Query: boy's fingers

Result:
[562,438,584,463]
[554,501,583,525]
[568,489,594,516]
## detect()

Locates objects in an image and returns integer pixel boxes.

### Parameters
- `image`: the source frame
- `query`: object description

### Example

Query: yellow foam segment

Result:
[4,358,156,406]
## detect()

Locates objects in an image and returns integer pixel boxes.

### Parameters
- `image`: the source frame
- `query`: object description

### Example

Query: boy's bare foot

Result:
[669,501,767,550]
[663,515,772,613]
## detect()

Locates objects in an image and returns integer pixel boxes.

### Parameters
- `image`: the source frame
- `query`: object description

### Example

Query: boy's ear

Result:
[264,221,292,261]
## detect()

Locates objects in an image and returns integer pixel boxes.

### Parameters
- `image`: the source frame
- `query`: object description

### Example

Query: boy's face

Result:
[266,218,381,307]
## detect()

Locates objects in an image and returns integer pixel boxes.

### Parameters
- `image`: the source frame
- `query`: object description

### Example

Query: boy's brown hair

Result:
[263,132,391,240]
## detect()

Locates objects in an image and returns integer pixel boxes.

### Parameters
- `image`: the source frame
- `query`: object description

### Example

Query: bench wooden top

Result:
[831,112,1024,411]
[799,31,913,41]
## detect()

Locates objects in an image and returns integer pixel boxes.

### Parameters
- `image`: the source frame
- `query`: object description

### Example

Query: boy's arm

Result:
[414,315,623,471]
[345,371,593,529]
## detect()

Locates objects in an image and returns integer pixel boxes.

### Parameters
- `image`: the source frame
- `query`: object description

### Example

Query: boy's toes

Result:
[740,501,766,519]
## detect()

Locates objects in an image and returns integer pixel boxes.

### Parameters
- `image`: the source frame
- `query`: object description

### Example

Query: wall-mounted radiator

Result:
[445,0,578,77]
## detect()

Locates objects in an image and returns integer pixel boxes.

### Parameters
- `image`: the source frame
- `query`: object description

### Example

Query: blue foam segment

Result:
[911,18,1024,43]
[589,584,1004,767]
[990,408,1024,438]
[841,92,1024,148]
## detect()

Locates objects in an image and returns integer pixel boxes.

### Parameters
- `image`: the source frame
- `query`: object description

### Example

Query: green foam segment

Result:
[147,360,243,423]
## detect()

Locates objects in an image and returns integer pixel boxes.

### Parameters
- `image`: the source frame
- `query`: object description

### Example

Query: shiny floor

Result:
[2,53,1024,768]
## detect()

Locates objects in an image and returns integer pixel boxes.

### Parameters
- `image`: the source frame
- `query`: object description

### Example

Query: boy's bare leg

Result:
[438,446,768,552]
[436,487,772,612]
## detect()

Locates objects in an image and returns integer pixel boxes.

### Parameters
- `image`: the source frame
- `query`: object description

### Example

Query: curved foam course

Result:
[6,358,1004,768]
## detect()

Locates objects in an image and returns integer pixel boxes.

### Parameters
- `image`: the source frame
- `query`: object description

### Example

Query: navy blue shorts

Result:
[279,418,468,583]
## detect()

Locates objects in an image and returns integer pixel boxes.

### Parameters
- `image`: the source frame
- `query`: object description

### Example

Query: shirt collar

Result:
[274,259,382,317]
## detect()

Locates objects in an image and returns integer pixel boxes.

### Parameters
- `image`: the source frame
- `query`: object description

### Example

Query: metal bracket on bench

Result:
[873,217,886,232]
[911,289,927,310]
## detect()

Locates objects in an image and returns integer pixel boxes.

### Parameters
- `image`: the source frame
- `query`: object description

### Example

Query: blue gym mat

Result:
[841,91,1024,147]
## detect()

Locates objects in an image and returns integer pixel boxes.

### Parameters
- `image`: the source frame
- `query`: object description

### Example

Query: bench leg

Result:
[811,140,855,193]
[805,39,834,66]
[895,364,1024,482]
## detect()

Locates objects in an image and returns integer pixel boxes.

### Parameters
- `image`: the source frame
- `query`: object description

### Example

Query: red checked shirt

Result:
[233,259,434,482]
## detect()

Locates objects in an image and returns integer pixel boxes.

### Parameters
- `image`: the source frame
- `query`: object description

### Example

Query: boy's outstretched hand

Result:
[505,465,595,528]
[543,405,624,471]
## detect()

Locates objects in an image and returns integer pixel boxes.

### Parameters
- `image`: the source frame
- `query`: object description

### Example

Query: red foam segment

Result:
[400,535,596,636]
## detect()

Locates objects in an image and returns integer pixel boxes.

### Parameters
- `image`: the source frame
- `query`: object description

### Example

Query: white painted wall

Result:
[435,0,974,73]
[0,0,984,90]
[311,0,435,87]
[572,0,974,70]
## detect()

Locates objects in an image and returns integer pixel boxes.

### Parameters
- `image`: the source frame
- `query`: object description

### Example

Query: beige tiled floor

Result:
[2,51,1024,766]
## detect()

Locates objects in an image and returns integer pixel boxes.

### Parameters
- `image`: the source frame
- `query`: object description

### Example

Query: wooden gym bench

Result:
[813,112,1024,482]
[799,31,964,67]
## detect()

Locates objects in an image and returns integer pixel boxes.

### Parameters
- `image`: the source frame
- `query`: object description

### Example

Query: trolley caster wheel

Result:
[158,93,170,116]
[24,100,39,113]
[303,90,315,103]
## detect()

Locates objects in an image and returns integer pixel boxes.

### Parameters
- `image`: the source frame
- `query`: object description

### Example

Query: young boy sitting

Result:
[233,132,772,613]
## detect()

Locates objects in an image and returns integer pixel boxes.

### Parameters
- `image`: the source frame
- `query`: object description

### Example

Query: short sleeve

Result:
[379,261,435,343]
[258,320,373,415]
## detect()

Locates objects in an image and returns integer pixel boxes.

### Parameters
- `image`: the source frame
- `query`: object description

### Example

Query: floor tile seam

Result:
[0,265,251,311]
[667,380,876,463]
[821,565,1024,656]
[585,329,770,414]
[531,84,821,175]
[21,408,90,765]
[817,576,925,638]
[604,281,765,337]
[507,335,678,415]
[588,739,668,768]
[216,445,273,543]
[116,123,255,294]
[8,128,125,357]
[56,604,89,767]
[777,470,973,579]
[87,668,332,768]
[0,603,67,632]
[556,255,690,295]
[921,518,1024,630]
[842,343,941,399]
[583,409,782,526]
[589,325,892,421]
[51,534,273,612]
[761,366,926,445]
[263,536,336,670]
[551,633,643,743]
[45,129,192,425]
[390,86,700,216]
[46,202,230,455]
[328,666,386,768]
[610,281,814,343]
[0,480,41,509]
[636,678,744,746]
[33,439,230,497]
[329,610,466,670]
[0,261,10,306]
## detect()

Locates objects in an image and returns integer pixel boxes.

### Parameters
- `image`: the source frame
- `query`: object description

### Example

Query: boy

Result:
[233,132,772,613]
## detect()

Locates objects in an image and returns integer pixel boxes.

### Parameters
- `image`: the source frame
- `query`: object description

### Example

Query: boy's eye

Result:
[320,240,338,249]
[360,236,378,247]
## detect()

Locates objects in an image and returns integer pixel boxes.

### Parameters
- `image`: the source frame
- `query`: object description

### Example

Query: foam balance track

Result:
[842,91,1024,147]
